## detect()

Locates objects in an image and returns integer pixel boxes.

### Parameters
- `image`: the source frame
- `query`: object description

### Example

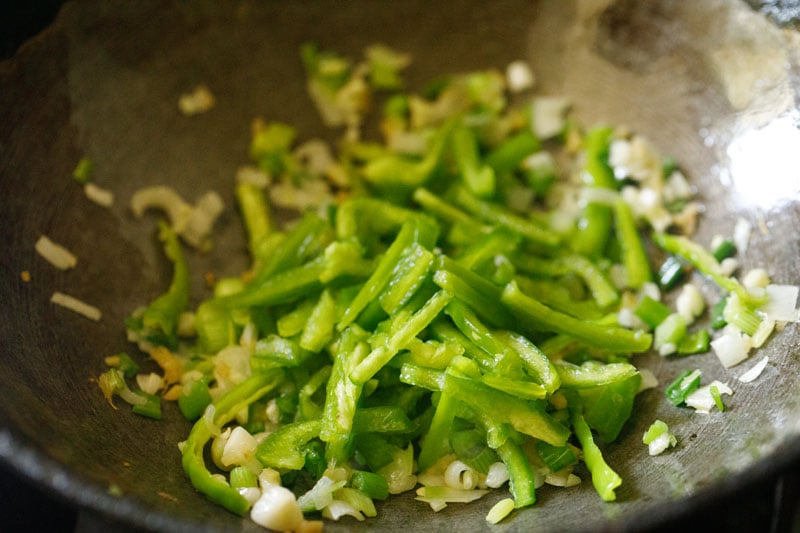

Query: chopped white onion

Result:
[84,183,114,207]
[738,356,769,383]
[506,60,535,92]
[742,268,770,289]
[444,460,478,490]
[251,483,304,530]
[685,381,733,413]
[734,217,752,254]
[637,368,659,392]
[711,327,749,367]
[647,432,675,456]
[485,462,509,489]
[50,291,101,321]
[676,283,705,324]
[238,487,262,506]
[235,165,270,187]
[221,426,257,468]
[322,500,366,521]
[178,84,216,116]
[531,96,571,139]
[35,236,77,270]
[762,284,800,322]
[135,372,163,395]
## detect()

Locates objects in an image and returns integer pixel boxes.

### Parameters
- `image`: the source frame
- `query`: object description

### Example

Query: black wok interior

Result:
[1,1,799,531]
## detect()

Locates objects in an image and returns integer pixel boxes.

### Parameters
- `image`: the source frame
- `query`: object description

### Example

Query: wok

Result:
[1,0,799,531]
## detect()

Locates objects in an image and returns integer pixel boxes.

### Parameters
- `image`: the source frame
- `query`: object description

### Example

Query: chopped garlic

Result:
[251,483,304,531]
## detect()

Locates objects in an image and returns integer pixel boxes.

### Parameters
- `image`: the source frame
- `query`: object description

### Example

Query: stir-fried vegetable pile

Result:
[97,42,798,530]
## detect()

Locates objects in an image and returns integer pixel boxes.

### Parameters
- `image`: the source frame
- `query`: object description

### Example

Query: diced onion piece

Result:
[298,476,345,512]
[711,327,749,368]
[647,432,675,456]
[50,291,101,321]
[579,185,620,207]
[35,236,77,270]
[637,368,659,392]
[762,284,800,322]
[178,84,216,116]
[251,483,304,531]
[377,444,417,494]
[734,217,752,254]
[685,381,732,413]
[444,460,478,490]
[676,284,705,324]
[236,165,270,187]
[415,486,489,504]
[738,356,769,383]
[136,372,163,395]
[544,467,579,487]
[84,183,114,207]
[322,500,366,522]
[751,318,776,349]
[506,60,535,92]
[238,487,262,506]
[181,191,225,250]
[531,96,570,139]
[743,268,770,290]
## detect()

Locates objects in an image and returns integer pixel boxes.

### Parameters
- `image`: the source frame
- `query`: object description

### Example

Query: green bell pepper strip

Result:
[352,406,417,434]
[579,373,641,442]
[613,199,652,289]
[411,187,488,236]
[452,186,560,247]
[362,117,454,187]
[432,255,515,327]
[501,281,652,353]
[320,327,367,463]
[653,232,766,307]
[513,252,619,309]
[338,216,439,330]
[235,181,272,257]
[571,126,615,258]
[182,370,284,515]
[350,290,453,385]
[443,361,569,446]
[417,391,459,472]
[299,289,337,352]
[378,243,435,315]
[554,360,639,389]
[141,221,189,342]
[255,419,322,470]
[452,122,496,198]
[251,212,331,285]
[567,392,622,502]
[484,129,540,176]
[216,256,326,309]
[482,421,537,508]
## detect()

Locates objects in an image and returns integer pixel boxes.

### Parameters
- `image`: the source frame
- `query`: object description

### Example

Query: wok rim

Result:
[1,2,799,532]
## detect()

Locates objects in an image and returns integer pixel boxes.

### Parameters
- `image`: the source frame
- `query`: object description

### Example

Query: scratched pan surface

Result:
[1,1,799,531]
